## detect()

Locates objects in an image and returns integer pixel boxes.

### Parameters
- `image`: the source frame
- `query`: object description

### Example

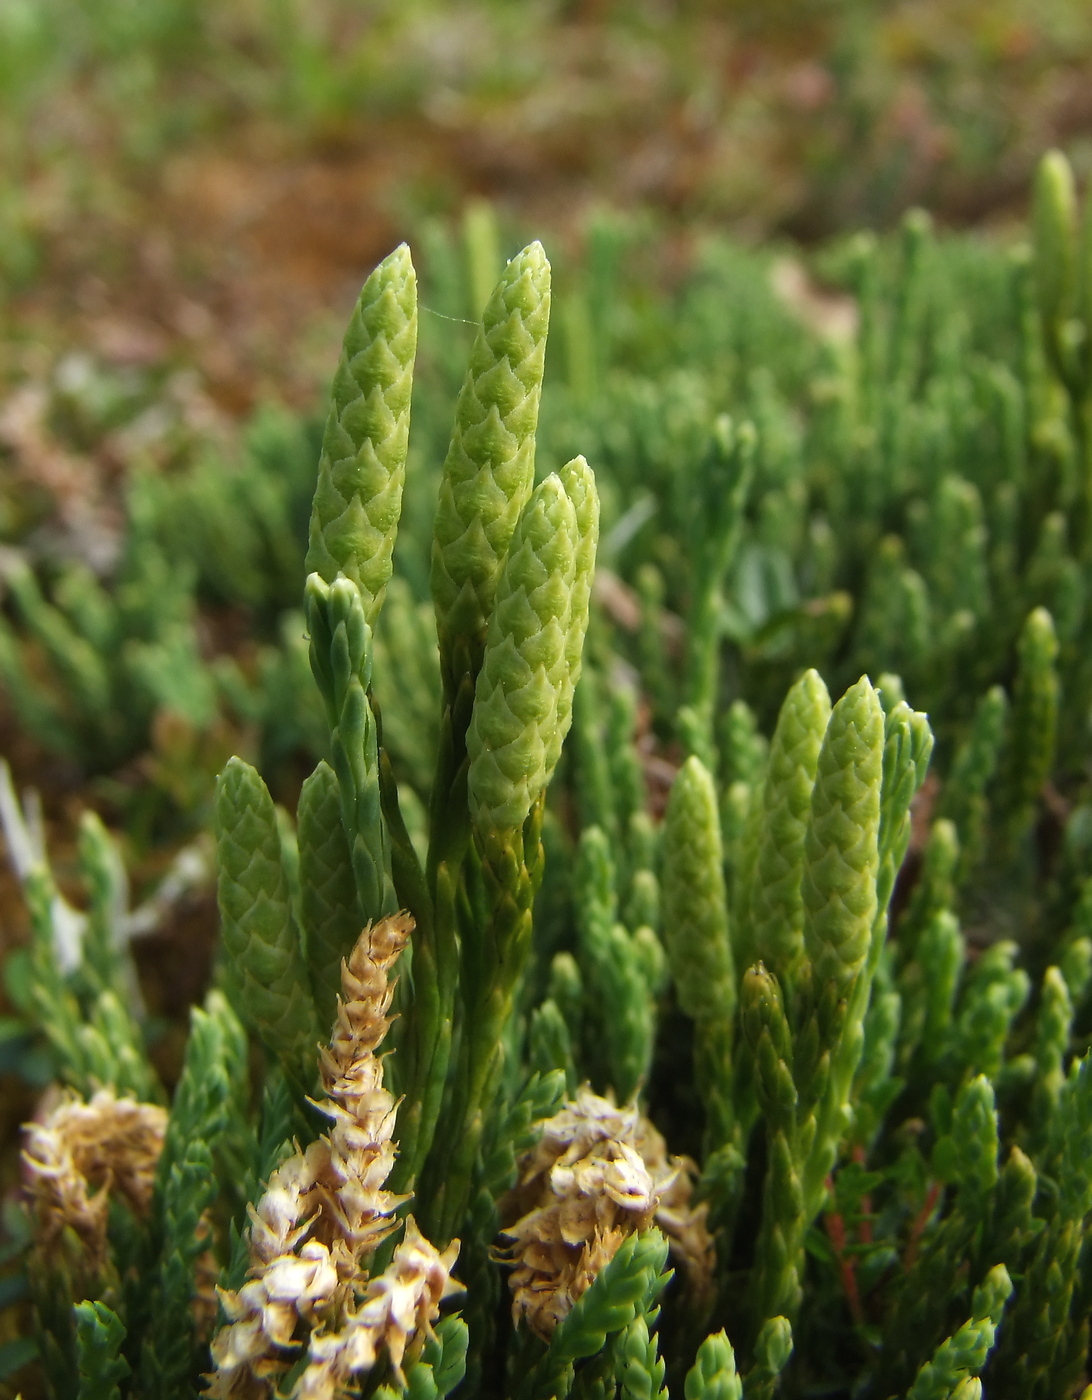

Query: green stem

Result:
[428,802,544,1245]
[387,663,474,1195]
[685,583,721,743]
[1074,393,1092,562]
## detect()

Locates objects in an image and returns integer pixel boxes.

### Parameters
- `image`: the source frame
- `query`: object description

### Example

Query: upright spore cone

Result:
[431,242,552,680]
[306,244,418,625]
[749,668,831,985]
[801,676,884,993]
[548,454,599,775]
[661,755,734,1024]
[467,473,577,832]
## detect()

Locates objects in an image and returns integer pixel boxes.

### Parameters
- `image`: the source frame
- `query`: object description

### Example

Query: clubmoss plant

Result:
[13,155,1092,1399]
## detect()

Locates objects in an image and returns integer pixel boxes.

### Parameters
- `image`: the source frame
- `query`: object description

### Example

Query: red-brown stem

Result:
[824,1176,864,1327]
[903,1180,943,1271]
[852,1144,875,1247]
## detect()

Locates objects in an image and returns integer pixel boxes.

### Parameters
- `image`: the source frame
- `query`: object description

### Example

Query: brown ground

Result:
[6,4,1092,418]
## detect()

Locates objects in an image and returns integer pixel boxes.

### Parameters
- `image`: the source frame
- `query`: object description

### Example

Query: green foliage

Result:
[17,808,160,1103]
[519,1231,669,1400]
[661,755,735,1149]
[907,1266,1012,1400]
[140,994,242,1399]
[684,1331,740,1400]
[573,827,653,1102]
[0,406,324,820]
[15,154,1092,1400]
[0,532,214,773]
[76,1302,128,1400]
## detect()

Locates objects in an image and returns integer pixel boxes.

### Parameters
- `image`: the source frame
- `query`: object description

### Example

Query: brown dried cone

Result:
[23,1089,168,1273]
[294,1218,460,1400]
[499,1088,713,1338]
[24,1088,224,1356]
[210,913,461,1400]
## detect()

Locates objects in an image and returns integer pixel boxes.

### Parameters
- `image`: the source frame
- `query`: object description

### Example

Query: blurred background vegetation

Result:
[2,0,1092,1274]
[3,0,1092,407]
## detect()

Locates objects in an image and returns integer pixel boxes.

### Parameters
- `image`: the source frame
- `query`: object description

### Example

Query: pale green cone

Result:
[1004,607,1058,843]
[431,242,552,679]
[749,669,831,986]
[801,676,884,994]
[663,754,737,1146]
[1033,150,1079,382]
[753,1130,805,1332]
[306,244,417,624]
[548,454,599,774]
[798,603,926,1224]
[215,756,320,1082]
[661,755,735,1025]
[467,473,577,832]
